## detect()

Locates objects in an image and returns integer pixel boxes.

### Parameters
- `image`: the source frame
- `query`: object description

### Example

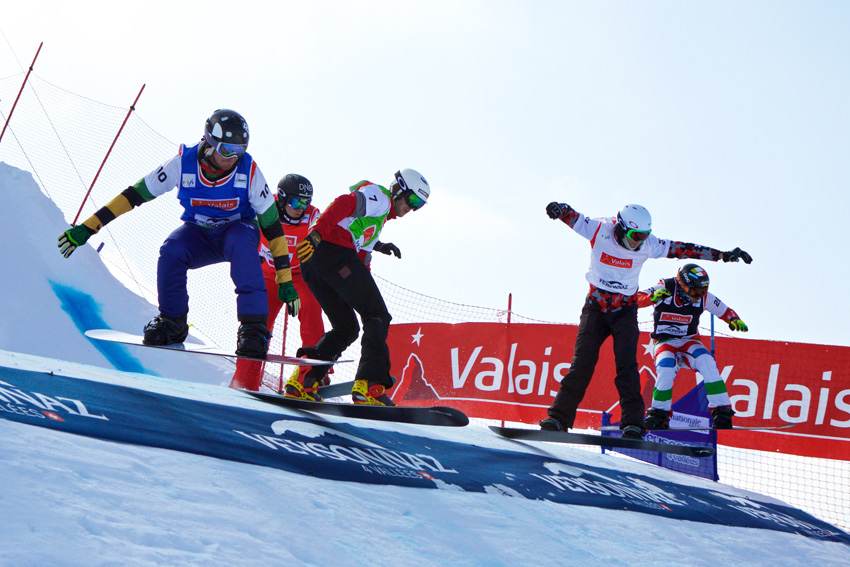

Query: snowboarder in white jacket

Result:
[540,202,752,439]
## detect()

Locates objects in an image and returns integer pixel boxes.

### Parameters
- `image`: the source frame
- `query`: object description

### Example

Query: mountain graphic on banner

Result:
[642,367,656,407]
[393,353,440,401]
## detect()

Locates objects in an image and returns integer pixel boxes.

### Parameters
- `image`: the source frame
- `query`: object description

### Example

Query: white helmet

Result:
[615,204,652,250]
[392,168,430,210]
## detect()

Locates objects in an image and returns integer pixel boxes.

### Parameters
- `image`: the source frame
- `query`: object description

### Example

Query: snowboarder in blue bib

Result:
[58,109,300,358]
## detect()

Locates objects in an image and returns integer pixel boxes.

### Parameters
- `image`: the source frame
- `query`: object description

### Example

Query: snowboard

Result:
[314,380,355,399]
[489,426,716,457]
[243,389,469,427]
[599,424,795,432]
[308,375,398,399]
[85,329,348,366]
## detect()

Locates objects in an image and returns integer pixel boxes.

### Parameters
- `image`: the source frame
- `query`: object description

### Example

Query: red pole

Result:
[278,309,290,393]
[502,293,513,426]
[72,83,146,225]
[0,42,42,146]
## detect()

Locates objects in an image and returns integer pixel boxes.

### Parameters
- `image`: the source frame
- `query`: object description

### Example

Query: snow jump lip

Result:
[84,329,351,366]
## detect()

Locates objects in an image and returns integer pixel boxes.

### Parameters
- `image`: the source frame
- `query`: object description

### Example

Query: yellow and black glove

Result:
[728,318,748,332]
[296,231,322,264]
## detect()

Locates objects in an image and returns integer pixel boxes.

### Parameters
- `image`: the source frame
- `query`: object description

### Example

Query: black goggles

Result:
[394,171,426,210]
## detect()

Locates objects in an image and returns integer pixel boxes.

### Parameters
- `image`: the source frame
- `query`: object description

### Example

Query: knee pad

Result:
[362,315,390,341]
[336,321,361,347]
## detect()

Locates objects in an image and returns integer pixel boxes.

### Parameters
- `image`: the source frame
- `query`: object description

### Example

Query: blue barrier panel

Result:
[603,384,718,480]
[1,366,847,544]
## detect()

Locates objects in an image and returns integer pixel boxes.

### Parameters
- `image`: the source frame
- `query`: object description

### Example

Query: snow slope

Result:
[1,162,849,566]
[0,162,233,383]
[3,350,850,567]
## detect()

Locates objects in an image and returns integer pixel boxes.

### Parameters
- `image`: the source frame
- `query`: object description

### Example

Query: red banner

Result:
[386,322,850,461]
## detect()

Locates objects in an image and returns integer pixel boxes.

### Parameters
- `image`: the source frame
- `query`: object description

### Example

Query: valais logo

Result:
[191,198,239,211]
[363,226,376,244]
[660,313,692,324]
[386,323,850,451]
[600,252,632,268]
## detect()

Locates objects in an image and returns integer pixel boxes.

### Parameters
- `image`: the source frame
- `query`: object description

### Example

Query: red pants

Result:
[230,271,324,390]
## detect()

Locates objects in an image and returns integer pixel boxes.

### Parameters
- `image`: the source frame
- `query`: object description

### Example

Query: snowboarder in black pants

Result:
[540,202,752,439]
[289,169,430,405]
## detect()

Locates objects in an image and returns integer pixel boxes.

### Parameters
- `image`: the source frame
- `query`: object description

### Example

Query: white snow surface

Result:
[1,163,849,566]
[0,162,234,383]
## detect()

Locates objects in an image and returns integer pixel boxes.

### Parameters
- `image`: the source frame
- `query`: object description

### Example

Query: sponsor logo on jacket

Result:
[191,198,239,211]
[600,252,632,268]
[660,313,692,324]
[598,279,629,291]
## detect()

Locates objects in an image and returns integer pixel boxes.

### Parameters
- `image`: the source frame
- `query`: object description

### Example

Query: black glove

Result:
[546,202,570,220]
[373,241,401,258]
[723,247,753,264]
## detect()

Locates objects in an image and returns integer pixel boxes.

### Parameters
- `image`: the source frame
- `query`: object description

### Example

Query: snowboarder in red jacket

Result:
[230,174,326,391]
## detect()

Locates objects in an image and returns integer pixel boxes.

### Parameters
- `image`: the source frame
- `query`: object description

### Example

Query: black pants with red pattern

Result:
[548,297,645,429]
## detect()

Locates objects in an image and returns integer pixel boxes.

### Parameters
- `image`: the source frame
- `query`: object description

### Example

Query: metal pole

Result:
[0,42,42,146]
[72,84,145,225]
[710,314,715,357]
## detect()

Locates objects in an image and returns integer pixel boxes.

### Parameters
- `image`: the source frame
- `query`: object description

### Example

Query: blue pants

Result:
[156,220,268,323]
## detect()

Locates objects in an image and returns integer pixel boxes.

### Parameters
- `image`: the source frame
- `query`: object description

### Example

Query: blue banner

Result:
[1,365,847,544]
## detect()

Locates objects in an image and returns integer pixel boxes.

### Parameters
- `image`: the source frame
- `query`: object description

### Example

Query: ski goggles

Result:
[204,133,247,159]
[394,170,426,211]
[402,189,426,211]
[287,196,311,210]
[680,284,707,301]
[690,288,708,299]
[214,141,247,159]
[625,228,651,242]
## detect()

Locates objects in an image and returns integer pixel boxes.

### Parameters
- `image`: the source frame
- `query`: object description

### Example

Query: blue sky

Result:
[2,1,849,346]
